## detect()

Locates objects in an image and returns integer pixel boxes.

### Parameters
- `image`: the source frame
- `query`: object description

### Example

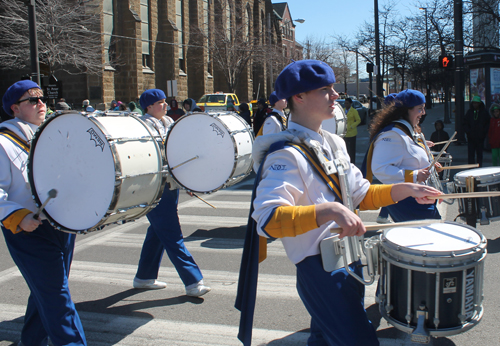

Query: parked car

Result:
[358,94,368,103]
[336,99,368,125]
[198,92,240,112]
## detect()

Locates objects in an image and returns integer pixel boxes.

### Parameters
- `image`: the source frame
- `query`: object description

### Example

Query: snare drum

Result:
[378,222,486,340]
[431,151,453,182]
[28,112,166,233]
[165,112,254,193]
[321,103,347,137]
[454,167,500,222]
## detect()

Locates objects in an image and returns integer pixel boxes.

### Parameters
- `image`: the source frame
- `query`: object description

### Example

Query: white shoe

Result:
[185,281,211,297]
[376,216,391,224]
[133,277,167,289]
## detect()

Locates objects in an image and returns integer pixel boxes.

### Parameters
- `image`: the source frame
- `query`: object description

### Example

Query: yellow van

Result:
[198,92,240,112]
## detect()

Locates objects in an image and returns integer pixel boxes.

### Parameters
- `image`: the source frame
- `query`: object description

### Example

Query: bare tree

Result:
[0,0,105,75]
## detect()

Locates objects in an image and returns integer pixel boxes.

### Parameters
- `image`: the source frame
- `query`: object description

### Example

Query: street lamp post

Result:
[25,0,41,86]
[420,7,432,109]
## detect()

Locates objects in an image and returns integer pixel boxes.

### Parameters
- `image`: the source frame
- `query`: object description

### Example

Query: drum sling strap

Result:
[361,122,413,182]
[0,128,30,153]
[255,112,287,137]
[235,139,343,346]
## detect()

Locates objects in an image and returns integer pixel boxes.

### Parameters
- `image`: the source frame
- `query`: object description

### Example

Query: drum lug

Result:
[479,206,490,225]
[411,306,431,344]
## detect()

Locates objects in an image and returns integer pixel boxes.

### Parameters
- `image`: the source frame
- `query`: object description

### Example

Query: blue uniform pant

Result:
[2,221,86,346]
[296,255,379,346]
[386,196,440,223]
[135,188,203,287]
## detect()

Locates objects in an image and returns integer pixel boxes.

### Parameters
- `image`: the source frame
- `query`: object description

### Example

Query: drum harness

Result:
[283,130,377,285]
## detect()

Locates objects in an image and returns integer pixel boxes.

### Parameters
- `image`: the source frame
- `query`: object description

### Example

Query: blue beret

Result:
[395,89,426,108]
[140,89,166,110]
[2,80,40,116]
[275,59,336,100]
[383,93,398,106]
[268,91,279,105]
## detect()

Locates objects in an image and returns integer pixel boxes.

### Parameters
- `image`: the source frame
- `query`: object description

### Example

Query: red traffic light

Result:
[439,55,454,69]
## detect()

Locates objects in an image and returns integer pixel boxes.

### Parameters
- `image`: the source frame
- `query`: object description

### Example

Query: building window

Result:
[140,0,150,68]
[176,0,185,72]
[203,0,211,75]
[103,0,114,67]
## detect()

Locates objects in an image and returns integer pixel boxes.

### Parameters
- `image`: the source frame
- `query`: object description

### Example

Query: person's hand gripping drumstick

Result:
[18,189,57,233]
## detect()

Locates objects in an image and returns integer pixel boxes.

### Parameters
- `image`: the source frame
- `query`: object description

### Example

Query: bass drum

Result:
[165,112,254,193]
[28,111,166,233]
[321,102,347,137]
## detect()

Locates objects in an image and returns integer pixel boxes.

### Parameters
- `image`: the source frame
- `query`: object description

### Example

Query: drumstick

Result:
[192,193,217,209]
[33,189,58,219]
[432,139,457,146]
[171,155,199,170]
[439,164,479,170]
[426,191,500,200]
[329,219,444,234]
[429,131,457,169]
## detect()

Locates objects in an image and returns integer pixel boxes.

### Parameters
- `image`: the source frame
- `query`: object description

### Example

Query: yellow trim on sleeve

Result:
[404,170,414,183]
[2,209,32,234]
[359,184,395,210]
[263,205,318,238]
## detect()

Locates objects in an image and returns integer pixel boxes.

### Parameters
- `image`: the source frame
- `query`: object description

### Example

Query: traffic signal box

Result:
[439,55,454,69]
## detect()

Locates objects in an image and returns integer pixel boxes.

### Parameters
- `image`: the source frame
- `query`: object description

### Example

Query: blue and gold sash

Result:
[0,128,30,153]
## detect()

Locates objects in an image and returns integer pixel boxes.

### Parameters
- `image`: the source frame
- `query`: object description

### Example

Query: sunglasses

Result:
[17,96,48,105]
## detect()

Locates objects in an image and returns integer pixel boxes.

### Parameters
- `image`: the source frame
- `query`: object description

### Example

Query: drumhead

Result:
[455,167,500,184]
[28,112,116,231]
[166,112,251,192]
[321,103,347,138]
[383,222,481,252]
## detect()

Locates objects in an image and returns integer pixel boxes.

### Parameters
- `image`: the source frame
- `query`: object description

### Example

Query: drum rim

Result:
[165,112,253,193]
[380,221,487,268]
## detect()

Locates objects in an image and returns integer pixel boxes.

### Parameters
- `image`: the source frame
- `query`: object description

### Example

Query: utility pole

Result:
[25,0,41,86]
[454,0,466,143]
[374,0,383,100]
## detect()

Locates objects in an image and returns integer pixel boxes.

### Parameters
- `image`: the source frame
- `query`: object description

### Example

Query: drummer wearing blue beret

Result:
[133,88,211,297]
[363,89,443,222]
[236,60,442,346]
[1,80,87,345]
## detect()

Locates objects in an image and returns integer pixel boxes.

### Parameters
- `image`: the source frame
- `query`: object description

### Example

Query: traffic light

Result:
[366,63,374,73]
[439,55,454,69]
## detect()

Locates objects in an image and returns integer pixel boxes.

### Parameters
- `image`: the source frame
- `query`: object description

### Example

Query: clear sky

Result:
[276,0,416,43]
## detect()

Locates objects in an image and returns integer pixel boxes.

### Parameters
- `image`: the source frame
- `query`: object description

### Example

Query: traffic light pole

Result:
[25,0,41,86]
[454,0,466,143]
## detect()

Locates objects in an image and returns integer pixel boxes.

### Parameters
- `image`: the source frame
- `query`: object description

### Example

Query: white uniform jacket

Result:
[371,120,430,184]
[252,122,370,264]
[140,113,174,137]
[261,109,285,135]
[0,121,40,223]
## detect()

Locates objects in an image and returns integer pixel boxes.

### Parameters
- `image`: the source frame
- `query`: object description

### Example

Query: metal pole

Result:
[374,0,382,101]
[454,0,466,143]
[26,0,40,86]
[424,8,432,109]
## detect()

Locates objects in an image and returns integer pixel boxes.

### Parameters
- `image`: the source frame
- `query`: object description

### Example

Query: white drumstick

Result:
[33,189,58,219]
[439,164,479,170]
[330,219,444,234]
[426,191,500,200]
[432,139,457,146]
[171,155,199,170]
[192,193,217,209]
[429,131,457,169]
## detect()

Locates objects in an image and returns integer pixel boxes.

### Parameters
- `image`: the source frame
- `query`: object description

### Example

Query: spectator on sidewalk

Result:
[343,97,361,164]
[488,103,500,166]
[238,103,252,127]
[462,96,490,167]
[430,120,450,152]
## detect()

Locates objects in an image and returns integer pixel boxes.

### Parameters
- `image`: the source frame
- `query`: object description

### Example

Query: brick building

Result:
[1,0,304,111]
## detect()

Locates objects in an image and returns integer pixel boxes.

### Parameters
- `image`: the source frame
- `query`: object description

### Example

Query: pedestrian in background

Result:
[183,98,202,114]
[252,98,270,135]
[238,103,252,127]
[1,80,87,345]
[166,98,185,121]
[488,102,500,166]
[462,96,490,167]
[128,100,142,115]
[133,89,211,297]
[430,120,450,152]
[343,97,361,164]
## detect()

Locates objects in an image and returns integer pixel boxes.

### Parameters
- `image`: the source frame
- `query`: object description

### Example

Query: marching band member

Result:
[236,60,442,346]
[362,89,442,222]
[133,89,211,297]
[257,91,288,136]
[1,80,87,345]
